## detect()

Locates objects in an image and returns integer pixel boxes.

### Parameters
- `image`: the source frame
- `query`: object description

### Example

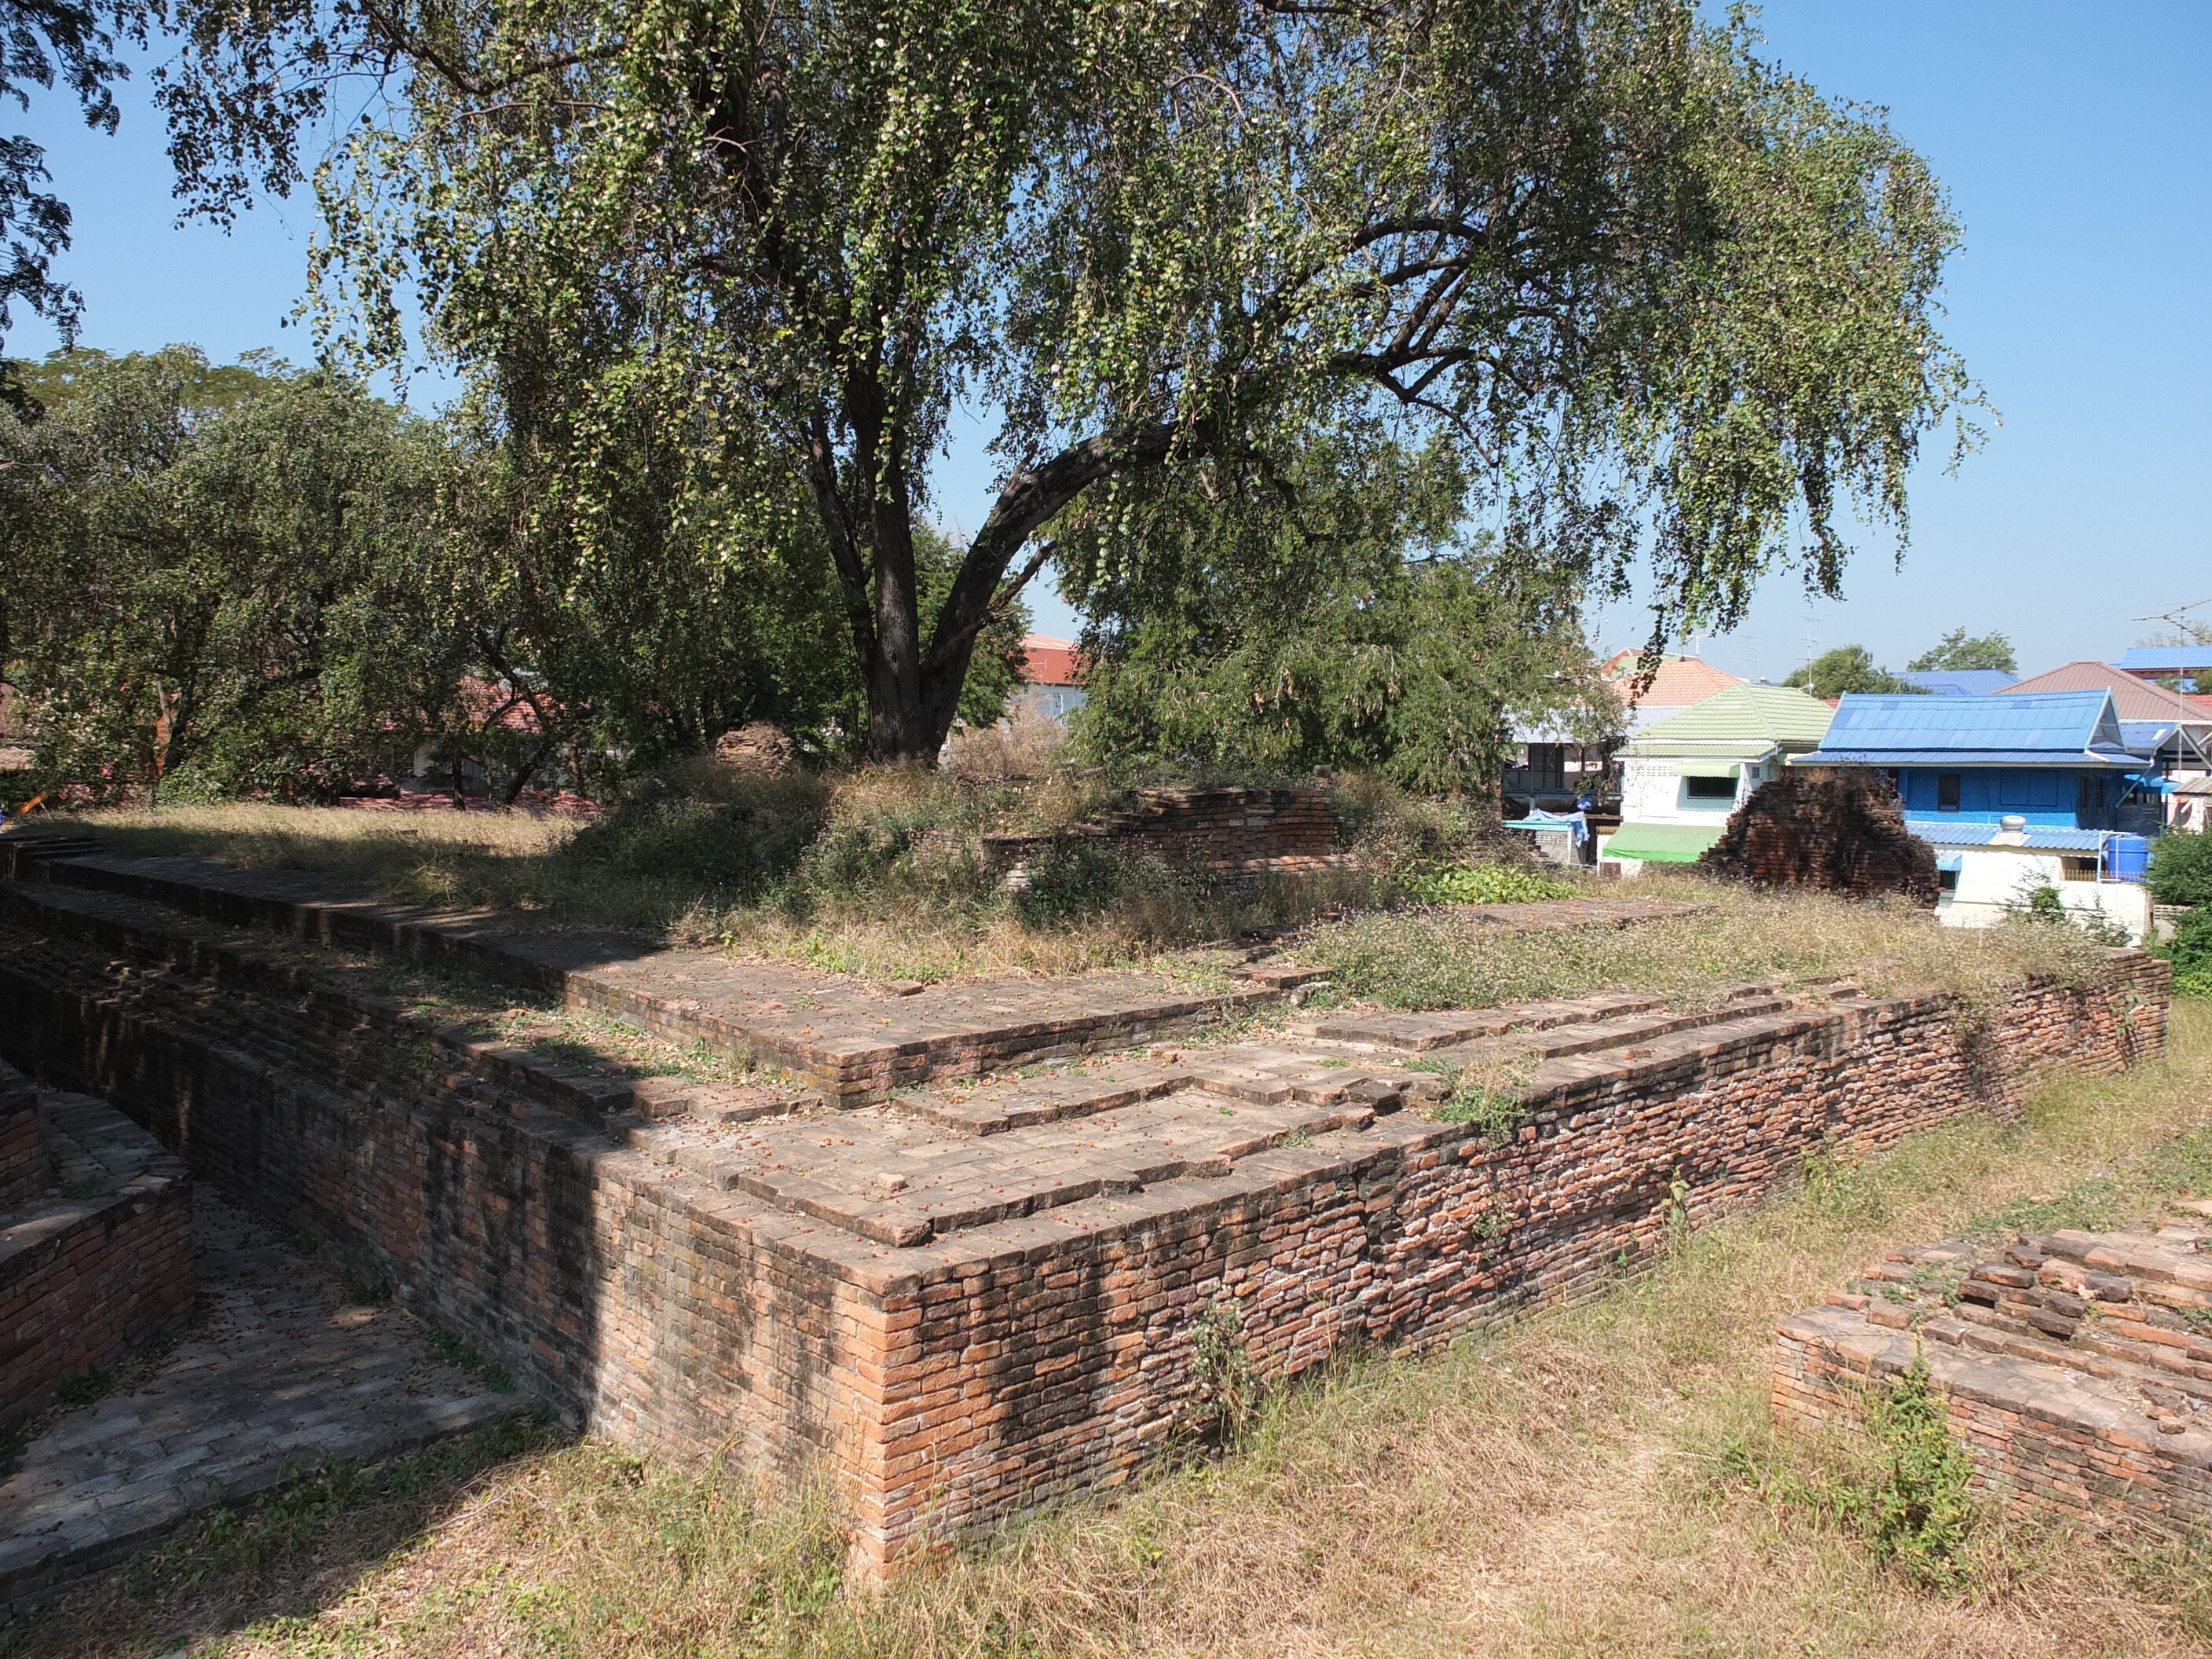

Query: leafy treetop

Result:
[149,0,1982,762]
[1783,644,1921,700]
[1906,628,2016,675]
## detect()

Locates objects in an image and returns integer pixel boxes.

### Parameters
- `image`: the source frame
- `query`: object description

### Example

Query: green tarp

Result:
[1602,823,1725,863]
[1674,760,1741,778]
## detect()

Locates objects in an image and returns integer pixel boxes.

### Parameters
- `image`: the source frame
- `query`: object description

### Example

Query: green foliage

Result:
[1783,645,1923,699]
[155,0,1979,764]
[2155,906,2212,999]
[418,1320,517,1393]
[1907,628,2017,674]
[1012,837,1167,928]
[1432,1084,1533,1144]
[1073,539,1620,792]
[2148,830,2212,907]
[1187,1298,1255,1441]
[1404,863,1580,906]
[0,346,466,799]
[124,1414,545,1598]
[52,1365,111,1407]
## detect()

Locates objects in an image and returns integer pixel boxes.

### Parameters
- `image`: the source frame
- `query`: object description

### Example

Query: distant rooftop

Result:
[1796,690,2140,770]
[1619,684,1835,759]
[2115,646,2212,674]
[1898,669,2017,696]
[1018,635,1083,687]
[2002,660,2212,721]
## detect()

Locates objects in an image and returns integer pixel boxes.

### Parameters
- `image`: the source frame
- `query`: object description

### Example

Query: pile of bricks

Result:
[1776,1214,2212,1535]
[1701,769,1939,903]
[983,786,1342,880]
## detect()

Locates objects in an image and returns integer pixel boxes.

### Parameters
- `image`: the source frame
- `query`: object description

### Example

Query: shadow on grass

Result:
[1,1415,561,1659]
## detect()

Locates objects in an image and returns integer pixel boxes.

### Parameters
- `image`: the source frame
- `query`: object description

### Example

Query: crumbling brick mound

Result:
[712,723,799,776]
[1776,1212,2212,1538]
[1701,768,1937,904]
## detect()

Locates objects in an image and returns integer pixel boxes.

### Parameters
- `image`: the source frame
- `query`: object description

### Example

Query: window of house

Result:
[1684,775,1737,801]
[1936,773,1962,811]
[2061,855,2100,883]
[2077,775,2102,818]
[1938,868,1959,893]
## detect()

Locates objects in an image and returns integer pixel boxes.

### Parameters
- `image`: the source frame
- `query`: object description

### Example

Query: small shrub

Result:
[1433,1083,1533,1144]
[1857,1361,1979,1587]
[53,1366,112,1407]
[1013,837,1168,925]
[1403,863,1578,906]
[1187,1298,1255,1441]
[2148,830,2212,907]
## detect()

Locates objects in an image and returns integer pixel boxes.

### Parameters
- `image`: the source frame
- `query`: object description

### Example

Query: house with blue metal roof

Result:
[1792,690,2156,940]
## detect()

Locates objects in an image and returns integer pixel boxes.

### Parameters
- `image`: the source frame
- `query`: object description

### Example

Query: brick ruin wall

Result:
[0,886,2170,1570]
[984,786,1340,876]
[0,1061,196,1427]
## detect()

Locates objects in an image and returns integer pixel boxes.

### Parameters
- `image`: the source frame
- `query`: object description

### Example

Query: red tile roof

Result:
[1600,651,1745,712]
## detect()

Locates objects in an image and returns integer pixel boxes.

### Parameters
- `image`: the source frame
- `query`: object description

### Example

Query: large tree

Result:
[155,0,1977,763]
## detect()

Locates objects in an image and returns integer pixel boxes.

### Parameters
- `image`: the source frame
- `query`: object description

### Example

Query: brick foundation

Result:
[0,863,2170,1573]
[0,1064,42,1211]
[1775,1217,2212,1538]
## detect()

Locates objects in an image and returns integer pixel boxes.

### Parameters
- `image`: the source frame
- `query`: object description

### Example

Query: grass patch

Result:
[14,1007,2212,1659]
[416,1323,517,1394]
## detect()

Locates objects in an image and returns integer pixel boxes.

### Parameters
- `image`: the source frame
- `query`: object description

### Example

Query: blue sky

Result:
[11,2,2208,678]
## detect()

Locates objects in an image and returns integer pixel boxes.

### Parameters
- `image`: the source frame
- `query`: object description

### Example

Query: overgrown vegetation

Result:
[13,1009,2210,1659]
[2149,830,2212,908]
[46,771,1526,982]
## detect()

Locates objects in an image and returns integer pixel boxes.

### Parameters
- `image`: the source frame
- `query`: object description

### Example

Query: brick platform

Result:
[983,786,1342,880]
[1775,1215,2212,1536]
[0,834,2174,1581]
[1,1073,196,1428]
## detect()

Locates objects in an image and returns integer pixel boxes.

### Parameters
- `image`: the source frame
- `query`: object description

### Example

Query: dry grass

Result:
[15,1006,2212,1659]
[1306,867,2116,1013]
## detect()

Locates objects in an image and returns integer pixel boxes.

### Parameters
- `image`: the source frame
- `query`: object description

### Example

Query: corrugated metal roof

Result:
[1618,684,1834,756]
[1899,670,2018,695]
[1905,819,2108,851]
[2116,646,2212,673]
[1018,635,1084,687]
[1807,690,2128,754]
[2002,661,2212,720]
[1796,748,2141,768]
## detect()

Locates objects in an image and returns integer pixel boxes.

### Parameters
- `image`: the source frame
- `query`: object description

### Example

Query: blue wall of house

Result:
[1892,766,2119,828]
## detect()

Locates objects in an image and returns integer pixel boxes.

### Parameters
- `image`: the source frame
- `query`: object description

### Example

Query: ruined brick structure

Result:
[1701,768,1940,903]
[983,786,1341,880]
[0,839,2170,1576]
[1776,1218,2212,1536]
[0,1062,195,1427]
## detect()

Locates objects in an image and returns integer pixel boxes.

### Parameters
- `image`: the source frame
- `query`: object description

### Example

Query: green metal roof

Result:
[1601,822,1725,863]
[1619,684,1836,758]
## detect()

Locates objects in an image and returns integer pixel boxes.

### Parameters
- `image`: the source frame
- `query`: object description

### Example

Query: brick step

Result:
[1291,991,1669,1052]
[620,1079,1402,1247]
[4,849,1281,1101]
[1426,996,1799,1070]
[887,1042,1448,1137]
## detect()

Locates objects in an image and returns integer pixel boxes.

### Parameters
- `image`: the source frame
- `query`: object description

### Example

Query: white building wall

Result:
[1936,844,2151,943]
